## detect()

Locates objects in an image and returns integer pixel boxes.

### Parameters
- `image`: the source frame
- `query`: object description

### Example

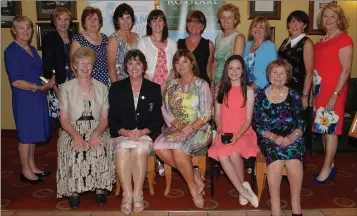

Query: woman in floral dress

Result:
[154,50,212,208]
[252,59,305,216]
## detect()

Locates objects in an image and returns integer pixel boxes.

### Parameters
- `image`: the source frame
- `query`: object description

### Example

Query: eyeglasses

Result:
[77,61,93,67]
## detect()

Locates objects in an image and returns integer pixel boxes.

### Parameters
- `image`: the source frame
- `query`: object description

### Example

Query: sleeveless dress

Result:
[278,36,309,94]
[313,33,353,135]
[154,79,212,155]
[109,32,139,81]
[57,100,115,197]
[208,87,259,160]
[72,33,109,86]
[177,38,210,84]
[252,88,306,165]
[213,31,239,83]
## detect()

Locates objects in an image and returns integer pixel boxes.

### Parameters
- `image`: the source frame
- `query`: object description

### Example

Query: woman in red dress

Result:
[312,3,354,184]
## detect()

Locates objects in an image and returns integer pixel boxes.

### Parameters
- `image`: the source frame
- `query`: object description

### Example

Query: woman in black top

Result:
[177,10,214,84]
[42,7,74,127]
[278,10,314,151]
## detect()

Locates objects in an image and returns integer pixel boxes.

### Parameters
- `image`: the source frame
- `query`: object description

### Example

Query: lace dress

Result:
[57,100,115,197]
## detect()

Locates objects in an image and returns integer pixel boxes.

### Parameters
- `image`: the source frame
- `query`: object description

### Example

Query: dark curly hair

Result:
[113,3,135,30]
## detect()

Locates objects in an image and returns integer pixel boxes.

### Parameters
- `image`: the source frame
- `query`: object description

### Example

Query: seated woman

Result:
[252,59,305,216]
[208,55,259,208]
[108,49,162,214]
[154,50,213,208]
[57,47,115,209]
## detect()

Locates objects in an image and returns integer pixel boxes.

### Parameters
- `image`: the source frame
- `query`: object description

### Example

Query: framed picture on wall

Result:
[36,22,79,50]
[248,1,281,20]
[36,1,77,21]
[270,27,275,43]
[1,1,22,28]
[308,1,337,35]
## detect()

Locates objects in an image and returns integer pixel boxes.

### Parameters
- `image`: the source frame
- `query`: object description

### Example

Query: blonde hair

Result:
[317,3,349,32]
[247,16,272,41]
[266,59,293,84]
[11,16,33,40]
[217,3,241,28]
[71,47,97,74]
[51,7,72,25]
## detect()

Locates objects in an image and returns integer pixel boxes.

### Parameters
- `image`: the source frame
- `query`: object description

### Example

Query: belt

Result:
[77,116,94,121]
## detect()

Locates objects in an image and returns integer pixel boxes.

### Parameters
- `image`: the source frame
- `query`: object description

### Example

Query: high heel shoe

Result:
[243,181,259,208]
[34,171,52,177]
[120,196,133,215]
[194,168,206,195]
[312,167,338,184]
[133,195,145,214]
[20,173,44,184]
[192,195,204,209]
[238,182,250,205]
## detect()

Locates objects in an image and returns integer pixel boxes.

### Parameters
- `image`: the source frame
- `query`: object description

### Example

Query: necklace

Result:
[15,41,30,50]
[78,79,92,95]
[322,29,340,42]
[270,86,286,97]
[252,41,263,49]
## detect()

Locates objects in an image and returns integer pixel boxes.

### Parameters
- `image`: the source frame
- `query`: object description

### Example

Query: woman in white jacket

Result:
[137,9,177,92]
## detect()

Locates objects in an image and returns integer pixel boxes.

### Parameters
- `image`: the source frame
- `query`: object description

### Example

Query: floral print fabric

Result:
[252,88,306,165]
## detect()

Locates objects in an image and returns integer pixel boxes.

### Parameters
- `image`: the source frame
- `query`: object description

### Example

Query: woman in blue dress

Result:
[71,6,109,86]
[4,16,55,184]
[252,59,305,216]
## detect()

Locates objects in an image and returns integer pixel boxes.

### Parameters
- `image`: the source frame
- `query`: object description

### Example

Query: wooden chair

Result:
[115,154,156,196]
[256,152,287,201]
[163,147,207,196]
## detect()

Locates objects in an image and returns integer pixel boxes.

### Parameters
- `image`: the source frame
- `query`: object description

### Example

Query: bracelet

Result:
[302,93,308,97]
[32,84,37,93]
[333,91,339,96]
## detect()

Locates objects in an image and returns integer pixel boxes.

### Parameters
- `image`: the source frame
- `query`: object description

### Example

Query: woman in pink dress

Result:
[208,55,259,208]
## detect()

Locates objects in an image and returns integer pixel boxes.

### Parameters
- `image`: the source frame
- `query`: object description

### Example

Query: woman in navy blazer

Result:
[108,49,162,215]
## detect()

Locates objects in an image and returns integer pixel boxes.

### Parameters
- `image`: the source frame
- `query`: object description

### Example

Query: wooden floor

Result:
[2,208,357,216]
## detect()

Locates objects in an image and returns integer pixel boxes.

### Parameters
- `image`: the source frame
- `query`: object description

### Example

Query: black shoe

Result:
[69,196,80,209]
[35,171,52,177]
[96,193,106,206]
[20,173,44,184]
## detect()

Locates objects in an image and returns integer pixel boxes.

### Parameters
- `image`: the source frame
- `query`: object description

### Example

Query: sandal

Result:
[121,196,133,215]
[194,168,206,195]
[133,195,145,213]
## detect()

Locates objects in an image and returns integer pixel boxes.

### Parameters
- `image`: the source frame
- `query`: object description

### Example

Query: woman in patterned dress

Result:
[107,3,140,83]
[243,16,277,90]
[312,4,354,184]
[278,10,314,152]
[252,59,305,216]
[57,47,115,209]
[42,7,74,128]
[71,7,109,86]
[212,3,245,90]
[154,50,213,208]
[137,9,177,92]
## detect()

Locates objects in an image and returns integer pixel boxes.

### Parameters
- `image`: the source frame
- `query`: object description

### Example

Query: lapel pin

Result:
[141,96,146,100]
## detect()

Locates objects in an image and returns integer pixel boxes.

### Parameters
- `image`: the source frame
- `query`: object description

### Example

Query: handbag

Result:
[348,112,357,138]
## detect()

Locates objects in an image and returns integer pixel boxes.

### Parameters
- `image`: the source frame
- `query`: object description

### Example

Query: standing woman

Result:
[177,10,215,84]
[107,3,140,83]
[212,3,245,87]
[4,16,55,184]
[137,9,177,91]
[312,3,354,183]
[71,6,109,86]
[278,10,314,151]
[42,7,74,127]
[243,16,277,90]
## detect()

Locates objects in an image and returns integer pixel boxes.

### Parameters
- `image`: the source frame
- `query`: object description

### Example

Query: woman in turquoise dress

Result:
[107,3,140,83]
[154,50,212,208]
[213,3,245,88]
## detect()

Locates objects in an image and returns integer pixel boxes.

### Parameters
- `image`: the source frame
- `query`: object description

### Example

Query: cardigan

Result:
[108,78,163,141]
[137,36,177,81]
[59,78,109,121]
[243,40,277,89]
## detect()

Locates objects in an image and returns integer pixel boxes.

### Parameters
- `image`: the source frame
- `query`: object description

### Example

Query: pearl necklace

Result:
[15,41,30,50]
[322,29,340,42]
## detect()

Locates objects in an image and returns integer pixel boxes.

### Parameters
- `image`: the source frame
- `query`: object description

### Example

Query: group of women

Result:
[4,2,353,216]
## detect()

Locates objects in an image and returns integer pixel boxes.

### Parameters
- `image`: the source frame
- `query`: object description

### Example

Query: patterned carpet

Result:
[1,133,357,211]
